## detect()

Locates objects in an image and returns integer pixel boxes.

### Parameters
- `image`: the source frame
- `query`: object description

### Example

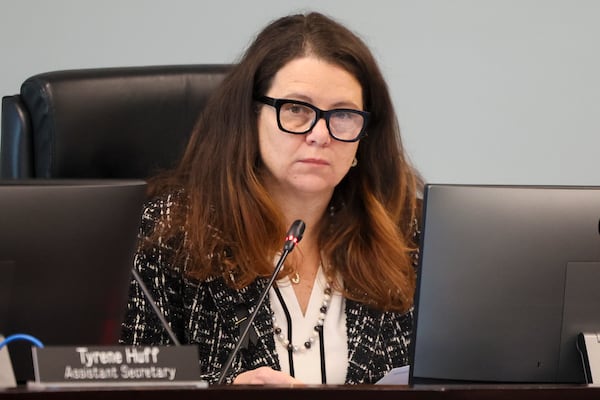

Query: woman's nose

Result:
[306,118,331,146]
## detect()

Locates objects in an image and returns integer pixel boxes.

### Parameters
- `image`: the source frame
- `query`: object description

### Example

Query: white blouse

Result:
[269,266,348,384]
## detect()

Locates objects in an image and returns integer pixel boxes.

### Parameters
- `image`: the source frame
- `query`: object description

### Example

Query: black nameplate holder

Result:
[29,345,207,388]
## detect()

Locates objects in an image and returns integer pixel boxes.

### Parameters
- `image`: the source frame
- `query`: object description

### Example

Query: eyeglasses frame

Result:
[256,95,369,143]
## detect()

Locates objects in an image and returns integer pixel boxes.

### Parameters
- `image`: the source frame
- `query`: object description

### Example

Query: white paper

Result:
[0,335,17,388]
[375,365,410,385]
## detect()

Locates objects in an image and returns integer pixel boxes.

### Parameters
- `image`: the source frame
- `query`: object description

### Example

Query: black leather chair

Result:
[0,64,232,179]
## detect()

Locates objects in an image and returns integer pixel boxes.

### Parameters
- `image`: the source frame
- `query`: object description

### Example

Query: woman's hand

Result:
[233,366,305,385]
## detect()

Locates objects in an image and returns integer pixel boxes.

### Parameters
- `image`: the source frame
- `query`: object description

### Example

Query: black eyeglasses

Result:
[256,95,369,142]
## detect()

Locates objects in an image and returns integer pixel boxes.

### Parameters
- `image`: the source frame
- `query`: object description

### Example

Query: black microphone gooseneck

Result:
[216,219,306,385]
[131,268,181,346]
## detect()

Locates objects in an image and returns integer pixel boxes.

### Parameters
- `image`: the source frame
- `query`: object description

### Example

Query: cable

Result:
[0,334,44,350]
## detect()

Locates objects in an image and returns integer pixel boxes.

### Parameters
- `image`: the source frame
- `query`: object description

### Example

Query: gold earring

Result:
[351,157,358,167]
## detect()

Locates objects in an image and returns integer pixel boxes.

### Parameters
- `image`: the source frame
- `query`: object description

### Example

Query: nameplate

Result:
[31,345,207,387]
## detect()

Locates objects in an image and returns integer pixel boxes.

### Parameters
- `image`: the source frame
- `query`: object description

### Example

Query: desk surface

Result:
[2,384,600,400]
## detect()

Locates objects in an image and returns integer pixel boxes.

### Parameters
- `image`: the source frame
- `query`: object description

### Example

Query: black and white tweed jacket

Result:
[120,195,414,384]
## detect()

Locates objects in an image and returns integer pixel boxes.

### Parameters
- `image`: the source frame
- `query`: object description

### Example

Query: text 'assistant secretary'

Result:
[32,345,205,387]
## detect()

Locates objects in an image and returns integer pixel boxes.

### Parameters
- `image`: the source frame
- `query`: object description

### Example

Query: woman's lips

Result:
[299,158,329,165]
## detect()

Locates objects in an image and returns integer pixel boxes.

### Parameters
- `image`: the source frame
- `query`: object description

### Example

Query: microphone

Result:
[217,219,306,384]
[130,268,181,346]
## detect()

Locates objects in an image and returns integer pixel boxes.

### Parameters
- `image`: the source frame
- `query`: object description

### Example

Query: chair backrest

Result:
[0,64,232,179]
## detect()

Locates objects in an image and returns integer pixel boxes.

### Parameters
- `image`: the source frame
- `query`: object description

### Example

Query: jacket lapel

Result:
[206,276,280,368]
[345,299,384,384]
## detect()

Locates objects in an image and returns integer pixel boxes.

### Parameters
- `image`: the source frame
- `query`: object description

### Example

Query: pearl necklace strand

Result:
[271,283,332,353]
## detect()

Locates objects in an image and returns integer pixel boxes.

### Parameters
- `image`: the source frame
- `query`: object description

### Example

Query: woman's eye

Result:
[335,111,352,119]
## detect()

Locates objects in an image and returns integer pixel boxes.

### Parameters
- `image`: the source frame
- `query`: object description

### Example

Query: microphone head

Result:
[283,220,306,251]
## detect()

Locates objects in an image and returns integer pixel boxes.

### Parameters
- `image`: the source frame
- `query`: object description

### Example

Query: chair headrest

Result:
[20,64,231,178]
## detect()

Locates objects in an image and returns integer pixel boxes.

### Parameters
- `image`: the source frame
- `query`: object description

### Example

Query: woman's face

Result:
[257,56,362,201]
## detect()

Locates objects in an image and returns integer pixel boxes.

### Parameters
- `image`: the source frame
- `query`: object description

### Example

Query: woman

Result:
[120,11,423,385]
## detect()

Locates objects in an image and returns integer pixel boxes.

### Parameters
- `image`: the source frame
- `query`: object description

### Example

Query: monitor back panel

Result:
[410,184,600,384]
[0,180,146,383]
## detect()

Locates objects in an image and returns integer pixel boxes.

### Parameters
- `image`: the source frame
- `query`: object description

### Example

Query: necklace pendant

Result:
[290,272,300,284]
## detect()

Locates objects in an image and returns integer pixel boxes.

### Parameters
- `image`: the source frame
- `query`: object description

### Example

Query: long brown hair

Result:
[148,11,423,312]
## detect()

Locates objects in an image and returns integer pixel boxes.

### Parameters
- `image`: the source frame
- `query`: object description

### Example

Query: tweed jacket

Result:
[120,194,414,384]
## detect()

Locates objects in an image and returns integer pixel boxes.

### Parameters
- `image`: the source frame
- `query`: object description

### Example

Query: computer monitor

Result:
[410,184,600,384]
[0,180,147,384]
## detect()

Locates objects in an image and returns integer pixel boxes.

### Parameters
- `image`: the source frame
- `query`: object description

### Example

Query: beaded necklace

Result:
[271,282,332,352]
[271,280,331,383]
